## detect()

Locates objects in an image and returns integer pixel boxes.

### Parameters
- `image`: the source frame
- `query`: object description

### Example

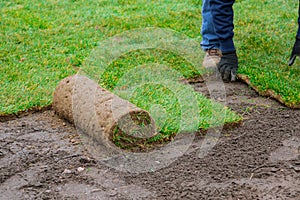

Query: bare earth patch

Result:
[0,81,299,199]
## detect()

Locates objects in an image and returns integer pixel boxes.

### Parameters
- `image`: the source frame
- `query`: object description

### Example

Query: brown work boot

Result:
[202,49,222,69]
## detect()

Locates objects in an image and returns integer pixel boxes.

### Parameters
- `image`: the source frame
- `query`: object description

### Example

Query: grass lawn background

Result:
[235,0,300,108]
[1,0,299,123]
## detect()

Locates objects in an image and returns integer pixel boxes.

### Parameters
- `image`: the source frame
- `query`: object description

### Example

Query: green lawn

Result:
[1,0,203,114]
[235,0,300,108]
[0,1,299,134]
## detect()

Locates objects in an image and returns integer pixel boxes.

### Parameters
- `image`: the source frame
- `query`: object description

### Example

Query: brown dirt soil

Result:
[1,81,300,200]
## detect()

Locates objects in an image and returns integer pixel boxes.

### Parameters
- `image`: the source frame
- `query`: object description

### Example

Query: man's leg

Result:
[201,0,220,50]
[209,0,235,53]
[201,0,221,69]
[210,0,238,81]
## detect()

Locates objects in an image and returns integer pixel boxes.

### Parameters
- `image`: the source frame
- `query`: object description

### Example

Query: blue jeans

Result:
[201,0,220,50]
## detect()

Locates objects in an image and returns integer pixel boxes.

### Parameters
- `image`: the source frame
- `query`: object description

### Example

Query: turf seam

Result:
[238,74,300,109]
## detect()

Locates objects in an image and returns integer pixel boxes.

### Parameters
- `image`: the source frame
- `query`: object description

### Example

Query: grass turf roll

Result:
[53,75,157,150]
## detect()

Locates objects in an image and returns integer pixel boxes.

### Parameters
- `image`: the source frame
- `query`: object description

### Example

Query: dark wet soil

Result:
[1,81,299,200]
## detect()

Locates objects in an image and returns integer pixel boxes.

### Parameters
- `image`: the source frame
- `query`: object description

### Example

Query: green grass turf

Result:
[1,0,299,134]
[234,0,300,107]
[0,0,241,133]
[1,0,203,115]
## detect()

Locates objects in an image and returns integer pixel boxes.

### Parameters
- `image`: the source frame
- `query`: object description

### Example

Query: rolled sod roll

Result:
[53,75,156,149]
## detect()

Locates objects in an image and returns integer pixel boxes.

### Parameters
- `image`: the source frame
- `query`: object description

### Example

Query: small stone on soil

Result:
[77,167,85,172]
[63,169,72,174]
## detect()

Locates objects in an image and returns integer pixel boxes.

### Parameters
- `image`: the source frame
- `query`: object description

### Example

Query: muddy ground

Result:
[0,81,299,200]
